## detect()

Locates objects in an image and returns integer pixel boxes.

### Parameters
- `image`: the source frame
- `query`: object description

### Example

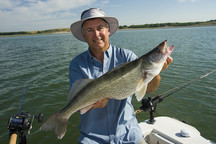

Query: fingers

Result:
[93,98,109,108]
[161,56,173,72]
[166,56,173,65]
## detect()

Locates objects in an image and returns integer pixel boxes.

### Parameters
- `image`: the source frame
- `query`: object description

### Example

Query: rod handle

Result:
[135,109,143,115]
[9,133,17,144]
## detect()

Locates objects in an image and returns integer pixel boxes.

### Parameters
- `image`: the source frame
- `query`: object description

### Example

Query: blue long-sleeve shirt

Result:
[69,44,143,144]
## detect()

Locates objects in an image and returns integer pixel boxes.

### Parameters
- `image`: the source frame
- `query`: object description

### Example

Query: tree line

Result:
[119,19,216,29]
[0,28,70,36]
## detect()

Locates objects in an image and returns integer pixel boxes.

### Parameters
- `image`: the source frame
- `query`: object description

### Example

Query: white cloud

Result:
[0,0,102,32]
[177,0,197,2]
[0,0,16,9]
[1,0,97,20]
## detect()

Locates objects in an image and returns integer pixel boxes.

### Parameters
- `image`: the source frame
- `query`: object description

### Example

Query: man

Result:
[69,8,172,144]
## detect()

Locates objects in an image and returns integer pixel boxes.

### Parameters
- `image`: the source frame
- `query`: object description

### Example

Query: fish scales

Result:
[94,58,143,99]
[61,59,142,117]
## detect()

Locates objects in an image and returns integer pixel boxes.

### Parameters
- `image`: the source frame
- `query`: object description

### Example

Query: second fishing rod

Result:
[135,69,216,123]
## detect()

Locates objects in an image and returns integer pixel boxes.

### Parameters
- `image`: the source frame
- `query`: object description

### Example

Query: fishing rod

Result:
[7,81,43,144]
[17,81,36,115]
[135,69,216,124]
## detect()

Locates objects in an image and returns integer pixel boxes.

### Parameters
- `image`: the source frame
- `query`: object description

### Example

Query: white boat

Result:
[137,70,216,144]
[139,116,215,144]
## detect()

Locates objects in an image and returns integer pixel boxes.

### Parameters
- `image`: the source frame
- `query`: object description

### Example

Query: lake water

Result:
[0,26,215,143]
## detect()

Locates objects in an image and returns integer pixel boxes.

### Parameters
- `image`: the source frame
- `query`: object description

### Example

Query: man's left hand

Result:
[161,56,173,72]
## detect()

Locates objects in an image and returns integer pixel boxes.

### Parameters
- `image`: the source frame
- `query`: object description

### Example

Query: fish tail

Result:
[39,112,68,139]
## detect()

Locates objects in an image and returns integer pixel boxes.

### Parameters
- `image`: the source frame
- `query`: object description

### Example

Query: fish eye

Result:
[157,48,161,53]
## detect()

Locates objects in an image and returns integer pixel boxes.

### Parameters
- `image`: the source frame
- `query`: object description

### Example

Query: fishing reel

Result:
[140,95,164,112]
[8,112,43,144]
[138,95,164,124]
[7,81,44,144]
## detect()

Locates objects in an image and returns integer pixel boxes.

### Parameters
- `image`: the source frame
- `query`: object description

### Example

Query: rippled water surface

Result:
[0,26,215,143]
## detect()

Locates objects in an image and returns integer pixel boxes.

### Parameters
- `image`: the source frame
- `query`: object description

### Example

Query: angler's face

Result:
[82,18,110,53]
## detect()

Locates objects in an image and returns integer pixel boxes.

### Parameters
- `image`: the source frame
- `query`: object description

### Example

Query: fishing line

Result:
[135,69,216,116]
[29,129,40,136]
[159,69,216,98]
[17,81,37,114]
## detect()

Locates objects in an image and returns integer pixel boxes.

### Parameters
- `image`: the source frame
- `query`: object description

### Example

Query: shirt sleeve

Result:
[121,48,138,62]
[128,51,138,62]
[69,59,84,90]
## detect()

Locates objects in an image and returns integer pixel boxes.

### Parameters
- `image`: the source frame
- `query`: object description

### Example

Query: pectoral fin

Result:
[135,84,147,101]
[136,78,147,101]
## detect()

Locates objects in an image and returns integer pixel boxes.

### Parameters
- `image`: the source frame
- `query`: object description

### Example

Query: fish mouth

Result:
[161,40,173,54]
[169,45,174,52]
[148,40,174,64]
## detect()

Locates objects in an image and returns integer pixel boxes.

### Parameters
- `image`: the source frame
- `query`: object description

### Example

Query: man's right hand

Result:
[92,98,109,108]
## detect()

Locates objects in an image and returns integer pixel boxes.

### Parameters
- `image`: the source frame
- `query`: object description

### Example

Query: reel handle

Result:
[9,133,17,144]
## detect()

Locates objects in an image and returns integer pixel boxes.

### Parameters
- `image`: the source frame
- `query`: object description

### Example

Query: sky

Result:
[0,0,215,32]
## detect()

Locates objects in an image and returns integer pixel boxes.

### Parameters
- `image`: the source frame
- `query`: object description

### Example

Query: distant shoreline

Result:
[1,19,216,37]
[0,28,71,37]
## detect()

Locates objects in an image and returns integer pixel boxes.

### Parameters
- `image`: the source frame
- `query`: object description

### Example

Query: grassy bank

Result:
[0,28,70,36]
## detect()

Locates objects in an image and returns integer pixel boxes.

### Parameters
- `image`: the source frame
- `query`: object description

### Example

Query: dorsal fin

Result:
[68,79,94,102]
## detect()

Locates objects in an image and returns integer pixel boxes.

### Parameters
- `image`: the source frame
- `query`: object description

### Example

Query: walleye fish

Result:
[40,40,174,139]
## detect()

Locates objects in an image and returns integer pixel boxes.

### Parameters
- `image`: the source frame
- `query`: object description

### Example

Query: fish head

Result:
[148,40,173,65]
[141,40,174,74]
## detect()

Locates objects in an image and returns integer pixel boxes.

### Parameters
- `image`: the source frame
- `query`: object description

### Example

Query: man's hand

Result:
[92,98,109,108]
[161,56,173,72]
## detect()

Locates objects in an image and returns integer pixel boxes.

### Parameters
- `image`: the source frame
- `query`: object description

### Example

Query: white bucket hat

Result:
[70,8,119,42]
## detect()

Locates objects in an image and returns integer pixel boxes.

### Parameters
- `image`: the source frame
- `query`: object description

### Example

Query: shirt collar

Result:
[105,44,112,58]
[87,44,112,62]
